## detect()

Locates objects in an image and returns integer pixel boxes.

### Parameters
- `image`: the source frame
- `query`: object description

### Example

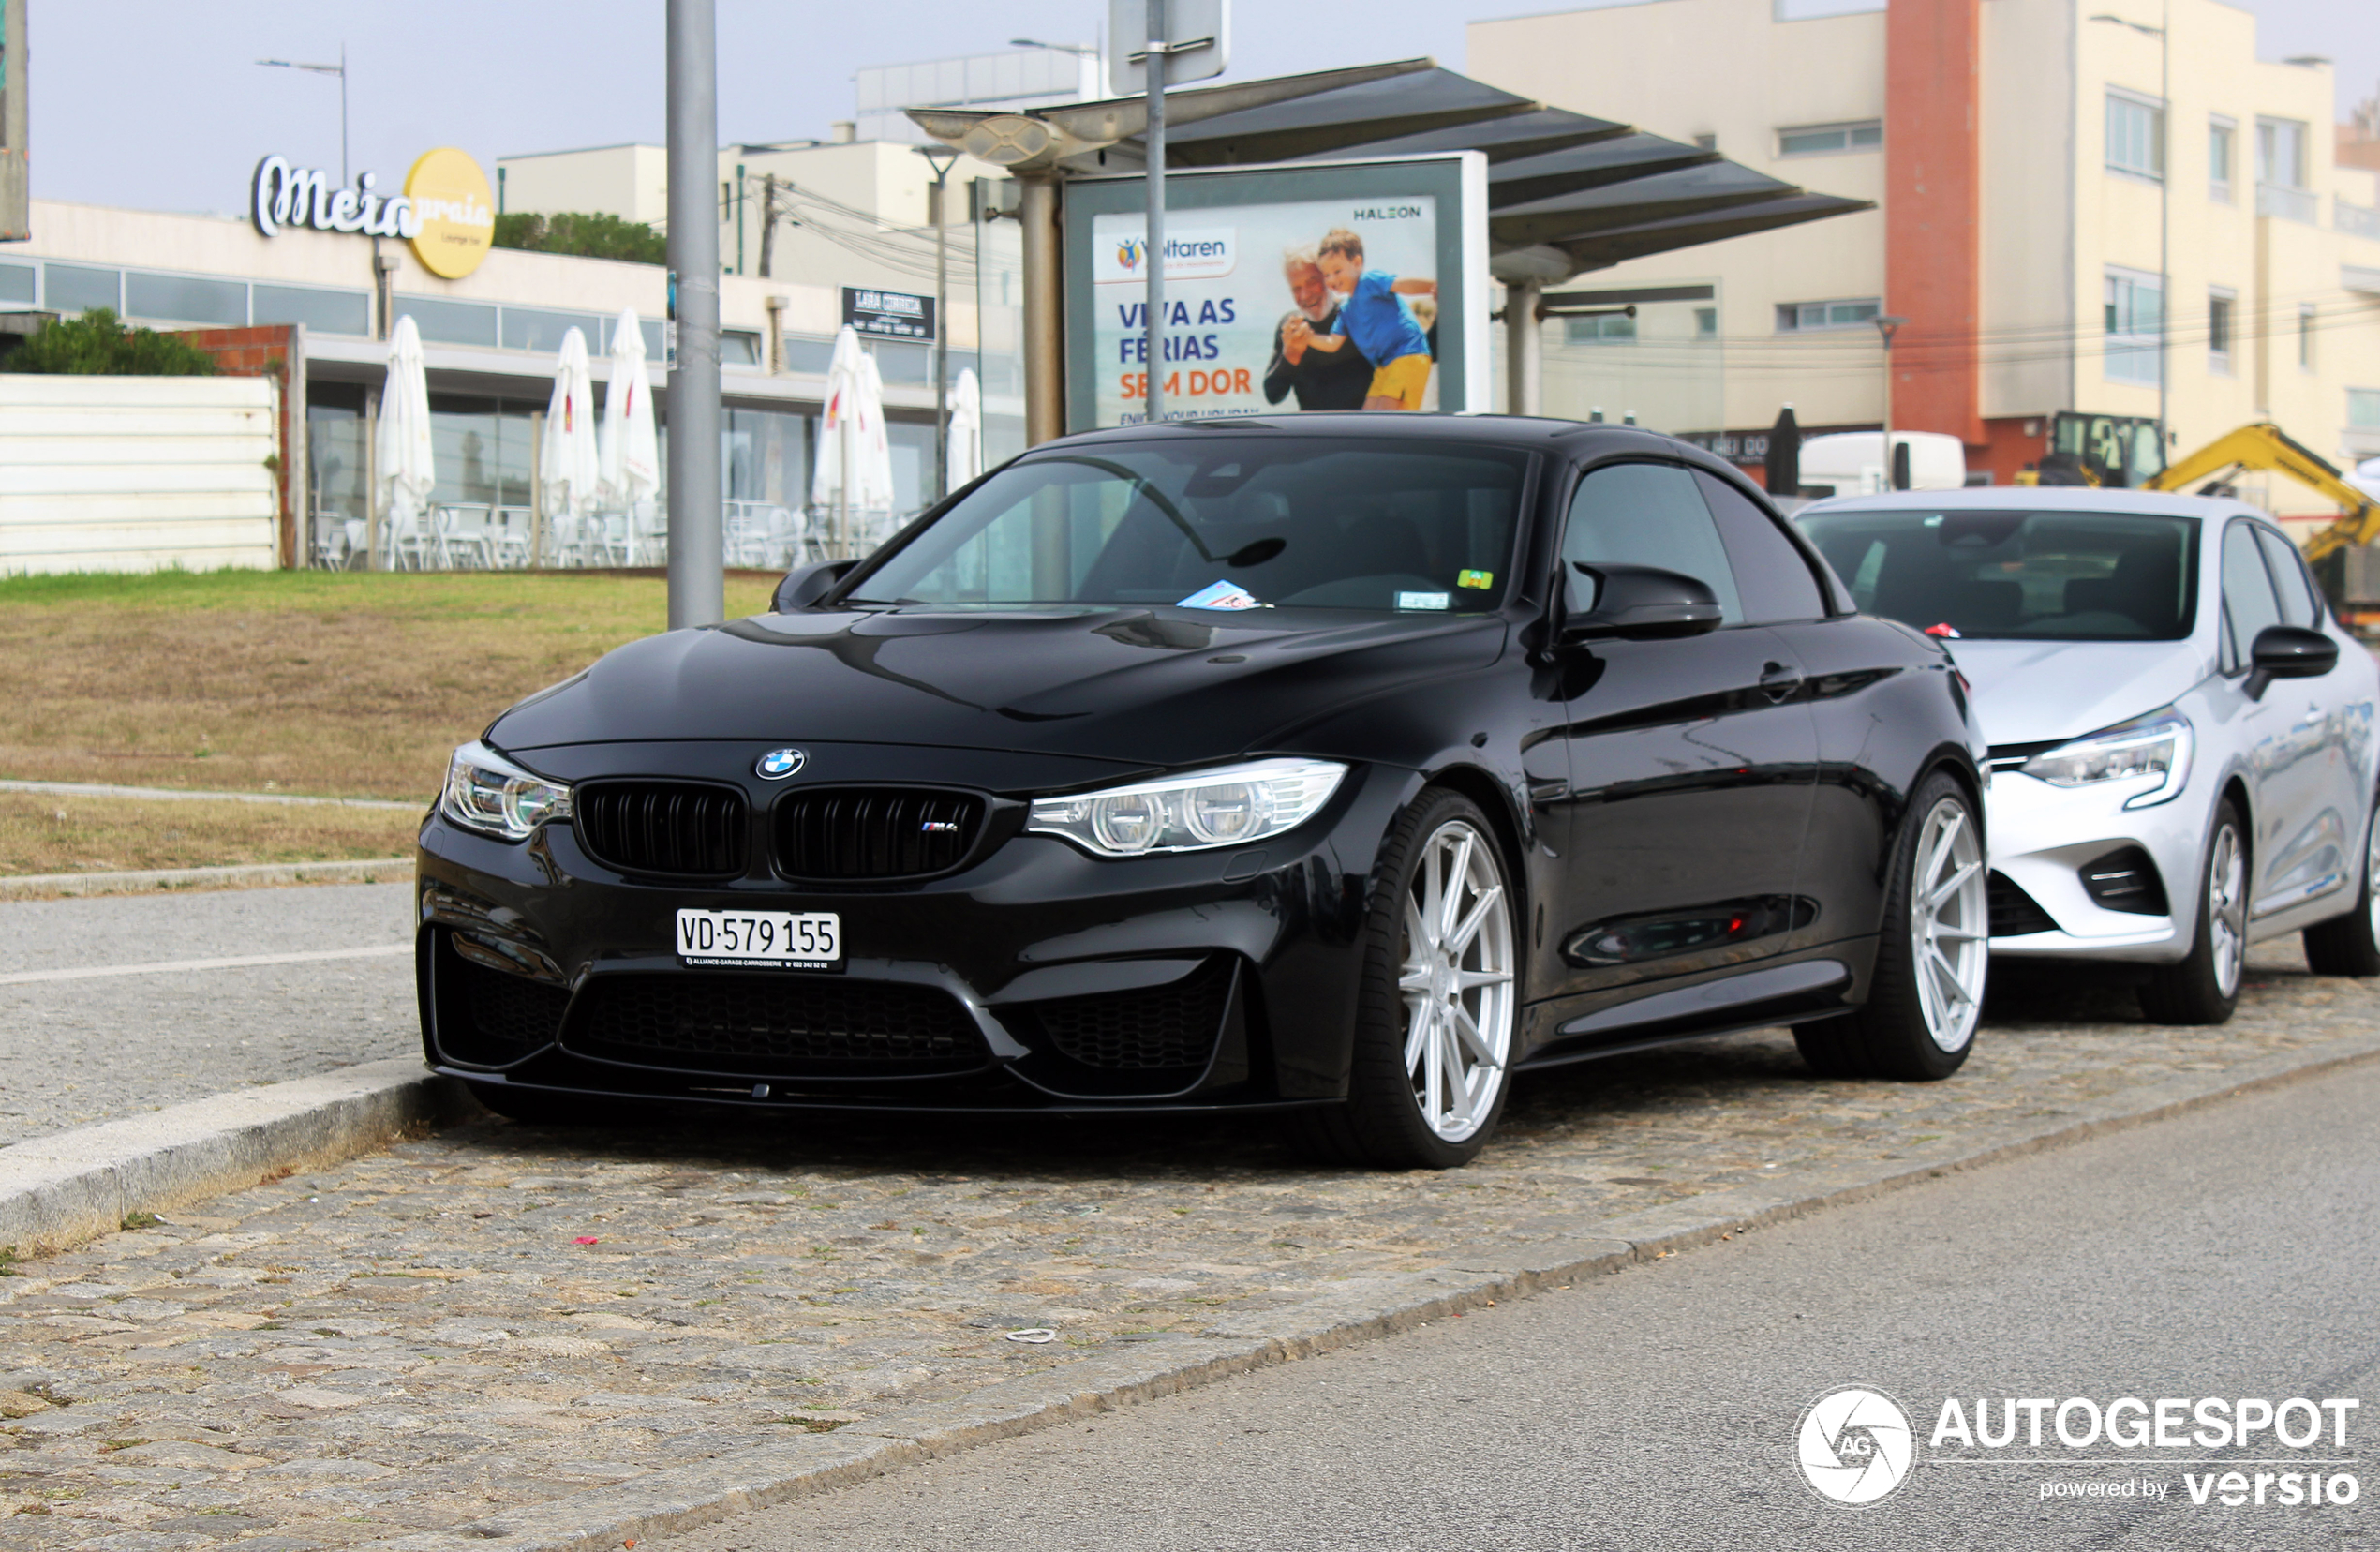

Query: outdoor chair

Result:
[491,506,535,569]
[433,504,498,570]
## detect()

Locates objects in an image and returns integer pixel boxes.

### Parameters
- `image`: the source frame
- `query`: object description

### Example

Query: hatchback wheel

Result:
[1794,769,1986,1080]
[2301,792,2380,977]
[2138,800,2248,1024]
[1295,790,1517,1169]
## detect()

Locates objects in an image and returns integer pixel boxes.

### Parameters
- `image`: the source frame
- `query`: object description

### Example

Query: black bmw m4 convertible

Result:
[419,415,1987,1168]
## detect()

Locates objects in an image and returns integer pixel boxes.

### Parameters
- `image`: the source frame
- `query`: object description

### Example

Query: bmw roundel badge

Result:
[755,748,807,780]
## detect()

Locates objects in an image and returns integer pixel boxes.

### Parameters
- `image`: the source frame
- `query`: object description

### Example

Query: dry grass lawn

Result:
[0,569,779,804]
[0,792,426,876]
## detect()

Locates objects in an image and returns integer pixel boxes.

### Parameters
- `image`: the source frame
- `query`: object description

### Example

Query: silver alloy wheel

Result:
[2365,808,2380,945]
[1911,796,1989,1052]
[1397,819,1515,1143]
[2209,819,2247,998]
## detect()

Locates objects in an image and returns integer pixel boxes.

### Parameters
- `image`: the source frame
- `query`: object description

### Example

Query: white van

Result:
[1796,431,1968,497]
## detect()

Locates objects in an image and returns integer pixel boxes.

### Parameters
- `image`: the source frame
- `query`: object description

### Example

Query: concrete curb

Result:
[0,779,421,811]
[0,857,413,898]
[350,1027,2380,1552]
[0,1060,469,1257]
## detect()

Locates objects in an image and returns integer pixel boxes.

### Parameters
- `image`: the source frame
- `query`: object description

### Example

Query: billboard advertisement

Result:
[1063,155,1488,432]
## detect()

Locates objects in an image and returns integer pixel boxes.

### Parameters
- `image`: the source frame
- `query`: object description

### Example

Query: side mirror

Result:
[773,558,860,613]
[2245,623,2339,700]
[1561,562,1725,642]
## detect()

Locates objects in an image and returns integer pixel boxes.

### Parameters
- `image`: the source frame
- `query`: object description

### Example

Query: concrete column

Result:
[1505,280,1542,418]
[1018,173,1066,446]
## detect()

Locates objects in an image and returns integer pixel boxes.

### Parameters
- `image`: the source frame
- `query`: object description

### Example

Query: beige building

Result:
[1470,0,2380,502]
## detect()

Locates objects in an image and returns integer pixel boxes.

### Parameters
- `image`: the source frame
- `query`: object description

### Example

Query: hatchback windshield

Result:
[1797,508,2199,640]
[844,439,1531,614]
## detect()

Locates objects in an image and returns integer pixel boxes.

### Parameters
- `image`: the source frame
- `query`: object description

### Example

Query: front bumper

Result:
[1983,765,2208,963]
[416,753,1409,1113]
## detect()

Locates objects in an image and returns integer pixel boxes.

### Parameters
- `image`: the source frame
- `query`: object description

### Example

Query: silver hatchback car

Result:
[1799,488,2380,1022]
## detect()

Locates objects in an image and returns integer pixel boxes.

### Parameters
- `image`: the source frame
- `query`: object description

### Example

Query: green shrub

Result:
[8,309,219,376]
[493,211,667,265]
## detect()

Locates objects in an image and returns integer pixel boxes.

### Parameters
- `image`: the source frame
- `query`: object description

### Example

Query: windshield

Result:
[844,439,1531,615]
[1796,508,2200,640]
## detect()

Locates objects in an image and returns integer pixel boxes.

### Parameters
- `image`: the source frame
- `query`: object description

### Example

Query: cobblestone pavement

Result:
[0,885,414,1147]
[0,943,2371,1549]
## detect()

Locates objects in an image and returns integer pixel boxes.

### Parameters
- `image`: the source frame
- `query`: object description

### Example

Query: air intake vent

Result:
[1028,958,1234,1070]
[2079,846,2168,916]
[575,782,749,877]
[570,975,985,1077]
[774,787,986,880]
[1986,871,2058,938]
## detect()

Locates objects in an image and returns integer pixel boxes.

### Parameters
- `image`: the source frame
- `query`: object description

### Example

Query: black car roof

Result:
[1026,412,1738,473]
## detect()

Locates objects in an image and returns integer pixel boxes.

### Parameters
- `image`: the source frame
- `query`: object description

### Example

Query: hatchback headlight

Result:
[2018,711,2192,809]
[440,741,573,841]
[1027,758,1347,857]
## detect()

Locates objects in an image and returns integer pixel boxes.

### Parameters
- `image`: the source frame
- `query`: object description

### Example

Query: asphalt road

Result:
[662,1058,2380,1552]
[0,881,415,1145]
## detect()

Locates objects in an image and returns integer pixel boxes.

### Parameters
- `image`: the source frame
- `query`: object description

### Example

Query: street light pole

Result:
[1143,0,1168,425]
[1874,313,1907,489]
[664,0,723,629]
[915,143,960,502]
[255,49,349,186]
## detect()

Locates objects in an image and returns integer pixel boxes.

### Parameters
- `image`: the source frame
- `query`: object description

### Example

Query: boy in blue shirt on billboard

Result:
[1300,227,1435,410]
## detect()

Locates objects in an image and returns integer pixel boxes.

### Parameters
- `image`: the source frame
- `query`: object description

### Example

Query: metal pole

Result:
[934,166,952,500]
[1019,174,1064,445]
[2156,1,2169,471]
[1142,0,1167,425]
[665,0,723,627]
[1504,280,1541,416]
[339,45,350,188]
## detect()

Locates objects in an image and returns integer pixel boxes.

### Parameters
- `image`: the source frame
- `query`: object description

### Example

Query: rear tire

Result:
[2303,793,2380,977]
[1291,789,1519,1170]
[2138,800,2248,1024]
[1793,769,1986,1081]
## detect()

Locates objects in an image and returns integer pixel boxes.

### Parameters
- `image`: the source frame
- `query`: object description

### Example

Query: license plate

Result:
[675,909,841,969]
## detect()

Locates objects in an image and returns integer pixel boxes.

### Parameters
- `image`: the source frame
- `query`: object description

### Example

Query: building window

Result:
[43,263,122,316]
[1694,306,1718,339]
[2257,117,2308,188]
[2299,305,2316,372]
[2209,117,2236,201]
[2208,289,2235,373]
[2104,269,2163,385]
[1775,297,1880,332]
[1565,312,1638,346]
[2105,92,2164,180]
[2350,389,2380,429]
[1777,119,1881,157]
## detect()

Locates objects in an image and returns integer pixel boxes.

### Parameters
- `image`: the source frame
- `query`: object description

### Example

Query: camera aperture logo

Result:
[1798,1386,1918,1506]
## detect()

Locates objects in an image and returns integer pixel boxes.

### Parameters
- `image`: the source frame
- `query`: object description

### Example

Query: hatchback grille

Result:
[575,782,749,877]
[774,787,985,880]
[1986,871,2059,938]
[1029,959,1234,1071]
[570,975,985,1076]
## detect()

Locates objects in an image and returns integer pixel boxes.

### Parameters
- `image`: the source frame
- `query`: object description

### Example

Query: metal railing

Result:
[2257,182,2318,224]
[2340,200,2380,242]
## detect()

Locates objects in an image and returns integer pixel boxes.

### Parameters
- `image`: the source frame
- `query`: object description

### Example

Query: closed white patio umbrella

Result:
[946,366,984,490]
[811,325,895,556]
[374,315,435,569]
[539,326,600,565]
[600,308,661,560]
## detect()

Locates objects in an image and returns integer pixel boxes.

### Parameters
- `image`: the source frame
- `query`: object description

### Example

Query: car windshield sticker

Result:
[1397,591,1451,611]
[1457,569,1494,589]
[1177,580,1266,610]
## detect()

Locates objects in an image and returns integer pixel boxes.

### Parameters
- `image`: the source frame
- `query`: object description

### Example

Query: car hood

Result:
[1946,637,2210,748]
[490,605,1507,773]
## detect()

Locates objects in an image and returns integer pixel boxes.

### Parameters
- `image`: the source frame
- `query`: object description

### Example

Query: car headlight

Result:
[1027,758,1347,857]
[439,741,573,841]
[2018,711,2192,810]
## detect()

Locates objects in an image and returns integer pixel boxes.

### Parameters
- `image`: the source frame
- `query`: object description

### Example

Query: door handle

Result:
[1758,662,1804,703]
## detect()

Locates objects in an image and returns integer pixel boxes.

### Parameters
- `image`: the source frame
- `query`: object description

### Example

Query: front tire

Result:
[2303,792,2380,977]
[1293,790,1519,1169]
[1794,769,1986,1080]
[2138,800,2248,1024]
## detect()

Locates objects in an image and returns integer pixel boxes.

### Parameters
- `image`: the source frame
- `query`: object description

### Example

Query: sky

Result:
[25,0,2378,218]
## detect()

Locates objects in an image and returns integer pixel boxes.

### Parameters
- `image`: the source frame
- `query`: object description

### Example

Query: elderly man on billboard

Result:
[1263,244,1375,412]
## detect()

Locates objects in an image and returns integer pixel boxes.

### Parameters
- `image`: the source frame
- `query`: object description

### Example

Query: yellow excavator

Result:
[2145,422,2378,563]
